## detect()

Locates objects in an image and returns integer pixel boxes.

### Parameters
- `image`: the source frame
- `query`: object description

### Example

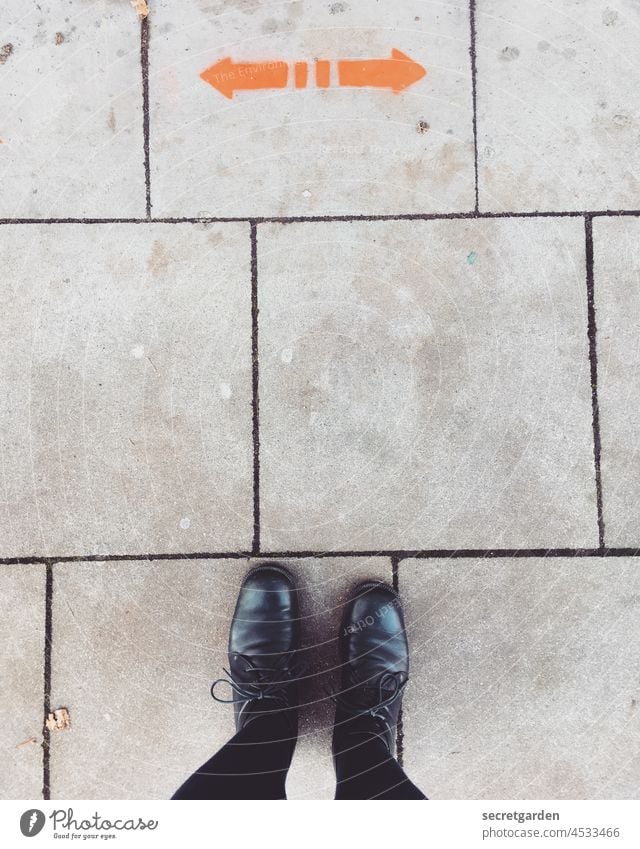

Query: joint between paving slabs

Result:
[5,547,640,568]
[469,0,479,214]
[3,210,640,226]
[584,214,606,550]
[42,563,53,800]
[140,14,152,218]
[251,221,261,555]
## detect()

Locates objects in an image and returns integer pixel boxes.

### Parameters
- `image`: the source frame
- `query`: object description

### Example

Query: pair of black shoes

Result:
[211,564,409,757]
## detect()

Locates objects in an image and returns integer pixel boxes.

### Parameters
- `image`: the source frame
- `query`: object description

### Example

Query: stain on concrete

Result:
[329,2,347,13]
[204,0,261,16]
[500,46,520,61]
[537,40,576,61]
[612,113,631,127]
[55,32,65,45]
[0,43,14,65]
[592,109,637,142]
[434,142,466,184]
[261,6,303,33]
[148,240,170,277]
[602,7,619,26]
[289,2,304,20]
[107,107,116,133]
[403,157,425,186]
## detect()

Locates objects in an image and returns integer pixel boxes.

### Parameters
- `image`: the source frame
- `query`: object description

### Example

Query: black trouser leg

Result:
[334,725,426,800]
[172,712,296,800]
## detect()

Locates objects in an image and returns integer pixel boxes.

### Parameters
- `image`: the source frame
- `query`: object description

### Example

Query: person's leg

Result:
[334,721,426,800]
[332,582,427,800]
[172,711,295,800]
[172,563,301,800]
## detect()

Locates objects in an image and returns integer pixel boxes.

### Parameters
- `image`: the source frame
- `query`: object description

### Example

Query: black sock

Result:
[172,711,296,800]
[334,723,426,800]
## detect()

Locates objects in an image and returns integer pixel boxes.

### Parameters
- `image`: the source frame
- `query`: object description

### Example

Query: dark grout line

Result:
[469,0,479,213]
[2,210,640,226]
[0,218,246,225]
[42,563,53,800]
[2,552,252,566]
[585,215,606,549]
[251,222,261,555]
[140,14,152,218]
[4,547,640,567]
[391,555,399,593]
[250,209,640,223]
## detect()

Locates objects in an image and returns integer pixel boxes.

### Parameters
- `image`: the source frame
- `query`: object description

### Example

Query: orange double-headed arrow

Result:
[200,49,426,99]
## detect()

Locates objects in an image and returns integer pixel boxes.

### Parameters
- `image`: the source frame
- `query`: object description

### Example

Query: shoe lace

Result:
[332,670,408,725]
[210,654,299,707]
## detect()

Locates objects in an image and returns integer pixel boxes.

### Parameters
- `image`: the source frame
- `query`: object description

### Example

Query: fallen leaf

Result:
[131,0,149,19]
[45,707,70,732]
[16,736,38,748]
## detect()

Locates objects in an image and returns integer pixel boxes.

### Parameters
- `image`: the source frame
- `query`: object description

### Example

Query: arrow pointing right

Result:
[338,49,426,92]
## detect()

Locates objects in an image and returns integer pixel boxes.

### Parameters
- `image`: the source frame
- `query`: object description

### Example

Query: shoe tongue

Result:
[343,672,403,717]
[239,652,286,670]
[343,680,385,713]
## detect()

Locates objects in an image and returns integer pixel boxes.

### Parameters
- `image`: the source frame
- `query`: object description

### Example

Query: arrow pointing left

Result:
[200,57,289,99]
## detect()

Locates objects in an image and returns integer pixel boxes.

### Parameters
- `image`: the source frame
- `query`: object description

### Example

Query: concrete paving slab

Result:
[149,0,474,217]
[399,557,640,799]
[594,217,640,546]
[476,0,640,212]
[0,0,145,217]
[258,218,598,551]
[0,564,45,799]
[50,557,391,799]
[0,223,253,558]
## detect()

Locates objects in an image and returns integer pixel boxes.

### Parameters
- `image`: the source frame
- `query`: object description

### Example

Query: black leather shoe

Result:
[333,581,409,756]
[211,564,300,732]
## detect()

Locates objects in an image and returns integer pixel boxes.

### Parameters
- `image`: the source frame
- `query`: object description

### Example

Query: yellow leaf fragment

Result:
[131,0,149,20]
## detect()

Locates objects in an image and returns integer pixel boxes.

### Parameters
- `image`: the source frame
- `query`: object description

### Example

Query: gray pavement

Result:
[1,0,639,800]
